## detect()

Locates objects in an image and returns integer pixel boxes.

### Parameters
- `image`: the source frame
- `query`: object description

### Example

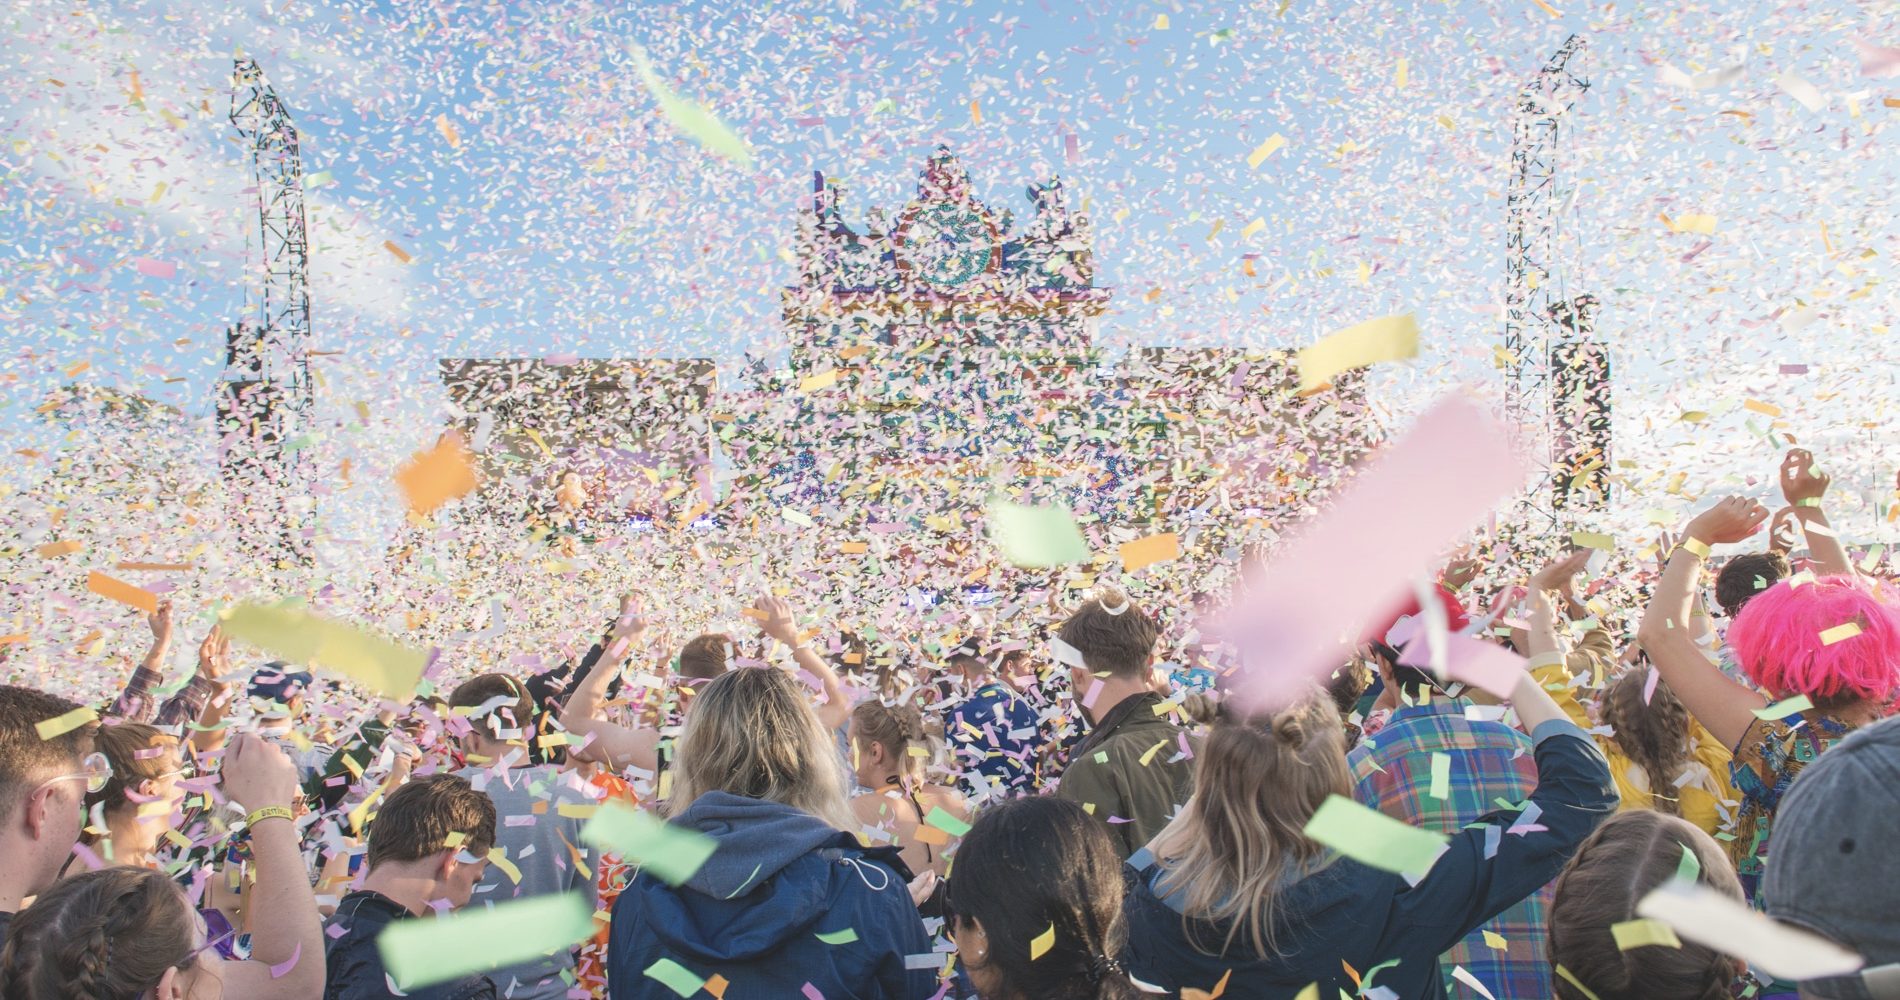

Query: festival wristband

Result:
[1677,538,1712,560]
[1525,650,1567,670]
[1795,497,1822,508]
[245,805,294,829]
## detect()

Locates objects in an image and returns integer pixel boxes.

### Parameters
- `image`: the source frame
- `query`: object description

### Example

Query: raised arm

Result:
[757,594,852,732]
[1636,496,1770,748]
[561,594,663,771]
[108,600,175,722]
[186,627,236,755]
[213,734,327,999]
[1781,448,1855,579]
[1524,552,1592,730]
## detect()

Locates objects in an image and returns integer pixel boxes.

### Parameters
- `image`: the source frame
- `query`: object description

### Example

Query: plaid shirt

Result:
[1348,698,1548,1000]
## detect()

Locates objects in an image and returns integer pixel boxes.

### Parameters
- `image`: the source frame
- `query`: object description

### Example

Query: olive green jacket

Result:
[1054,691,1199,860]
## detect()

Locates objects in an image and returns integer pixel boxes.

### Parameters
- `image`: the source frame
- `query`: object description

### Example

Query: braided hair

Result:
[1600,666,1693,815]
[0,866,198,1000]
[1548,811,1743,1000]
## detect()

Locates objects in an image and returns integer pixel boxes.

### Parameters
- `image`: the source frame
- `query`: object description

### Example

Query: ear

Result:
[149,965,183,1000]
[433,848,461,882]
[23,784,56,839]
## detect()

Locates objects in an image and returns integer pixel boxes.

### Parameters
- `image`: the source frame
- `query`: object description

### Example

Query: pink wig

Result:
[1726,575,1900,708]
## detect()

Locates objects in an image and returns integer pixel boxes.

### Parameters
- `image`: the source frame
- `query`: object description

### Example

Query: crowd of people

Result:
[2,446,1898,1000]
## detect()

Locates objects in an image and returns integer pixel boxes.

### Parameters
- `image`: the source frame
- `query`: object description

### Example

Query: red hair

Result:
[1726,575,1900,709]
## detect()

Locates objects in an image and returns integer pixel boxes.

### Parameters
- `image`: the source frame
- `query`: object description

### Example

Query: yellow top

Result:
[1535,628,1741,838]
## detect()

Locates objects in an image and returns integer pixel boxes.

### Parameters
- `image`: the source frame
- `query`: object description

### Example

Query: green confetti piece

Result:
[629,47,754,167]
[644,957,707,997]
[1753,695,1813,721]
[1675,842,1701,884]
[923,806,972,837]
[815,927,861,945]
[1428,752,1451,801]
[985,499,1090,568]
[1302,794,1449,876]
[579,800,718,886]
[378,893,595,990]
[220,602,426,699]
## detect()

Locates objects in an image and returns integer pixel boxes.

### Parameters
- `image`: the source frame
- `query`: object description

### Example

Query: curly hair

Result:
[1599,667,1692,815]
[0,866,198,1000]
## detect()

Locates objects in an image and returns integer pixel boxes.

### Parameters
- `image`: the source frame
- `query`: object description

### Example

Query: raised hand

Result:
[1781,448,1830,505]
[1767,506,1800,554]
[1686,495,1770,546]
[149,600,174,644]
[197,626,232,683]
[1529,549,1591,596]
[754,594,802,647]
[219,733,300,814]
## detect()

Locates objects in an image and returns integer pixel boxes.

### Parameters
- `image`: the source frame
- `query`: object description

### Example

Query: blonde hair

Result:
[671,667,856,830]
[1151,692,1352,958]
[851,699,927,782]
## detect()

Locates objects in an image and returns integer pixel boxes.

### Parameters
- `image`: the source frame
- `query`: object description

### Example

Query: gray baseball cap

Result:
[1763,714,1900,1000]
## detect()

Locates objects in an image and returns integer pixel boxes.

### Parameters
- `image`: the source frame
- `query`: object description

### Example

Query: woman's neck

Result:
[104,808,162,867]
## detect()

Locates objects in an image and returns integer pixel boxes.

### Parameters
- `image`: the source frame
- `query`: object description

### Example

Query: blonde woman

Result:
[1121,671,1615,999]
[607,667,937,1000]
[849,699,969,878]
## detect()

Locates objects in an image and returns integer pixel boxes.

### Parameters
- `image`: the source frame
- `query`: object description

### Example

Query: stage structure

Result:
[1502,34,1609,518]
[217,58,315,564]
[440,149,1379,565]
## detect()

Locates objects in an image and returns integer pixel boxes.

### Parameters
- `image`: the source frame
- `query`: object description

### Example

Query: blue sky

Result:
[3,0,1899,536]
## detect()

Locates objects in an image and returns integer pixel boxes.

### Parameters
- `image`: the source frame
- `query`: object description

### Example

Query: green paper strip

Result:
[630,47,754,167]
[1675,841,1701,884]
[1302,794,1449,876]
[986,499,1090,568]
[816,927,860,945]
[1428,752,1452,801]
[1753,695,1813,721]
[378,892,595,990]
[644,957,707,997]
[220,602,426,699]
[579,800,718,886]
[924,806,973,837]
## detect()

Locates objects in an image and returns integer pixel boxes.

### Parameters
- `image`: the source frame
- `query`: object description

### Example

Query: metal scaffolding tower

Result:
[1502,34,1608,520]
[218,57,314,564]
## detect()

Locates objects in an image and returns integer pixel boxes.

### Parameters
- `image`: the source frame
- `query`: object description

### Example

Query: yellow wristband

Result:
[245,805,294,829]
[1677,538,1712,560]
[1795,497,1822,509]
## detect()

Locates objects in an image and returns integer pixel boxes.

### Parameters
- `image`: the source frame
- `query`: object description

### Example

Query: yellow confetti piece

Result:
[799,369,838,393]
[88,571,158,613]
[1819,622,1862,645]
[1029,922,1056,960]
[1120,532,1180,572]
[220,603,428,699]
[35,705,98,741]
[1742,399,1782,417]
[1674,214,1718,235]
[1395,58,1408,88]
[1240,217,1265,240]
[394,433,478,515]
[0,633,27,647]
[1296,313,1420,392]
[1555,965,1603,1000]
[1611,918,1683,951]
[1570,530,1615,551]
[1246,133,1287,169]
[1483,929,1508,951]
[1153,14,1169,29]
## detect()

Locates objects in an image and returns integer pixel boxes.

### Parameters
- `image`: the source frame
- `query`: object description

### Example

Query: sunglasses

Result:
[38,752,114,795]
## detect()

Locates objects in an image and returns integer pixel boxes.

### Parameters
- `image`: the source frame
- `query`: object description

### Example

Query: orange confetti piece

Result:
[87,571,158,613]
[435,113,461,147]
[0,633,28,646]
[35,540,83,559]
[1120,532,1181,572]
[970,99,982,124]
[383,241,413,264]
[394,432,478,515]
[1528,0,1563,16]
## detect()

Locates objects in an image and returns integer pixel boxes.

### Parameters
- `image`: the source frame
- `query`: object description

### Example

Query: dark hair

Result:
[0,685,95,825]
[1057,591,1158,679]
[1370,642,1443,698]
[367,774,497,870]
[87,722,181,816]
[1325,662,1370,718]
[1713,551,1790,618]
[1599,667,1691,815]
[1548,811,1741,1000]
[447,673,534,740]
[677,633,732,681]
[0,866,196,1000]
[945,797,1141,1000]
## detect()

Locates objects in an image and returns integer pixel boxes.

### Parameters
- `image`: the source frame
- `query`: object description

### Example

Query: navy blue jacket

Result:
[607,791,938,1000]
[324,891,497,1000]
[1122,721,1615,1000]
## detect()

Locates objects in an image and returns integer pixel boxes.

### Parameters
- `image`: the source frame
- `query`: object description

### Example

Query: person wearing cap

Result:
[942,634,1042,803]
[1346,575,1559,1000]
[248,664,334,786]
[1762,714,1900,1000]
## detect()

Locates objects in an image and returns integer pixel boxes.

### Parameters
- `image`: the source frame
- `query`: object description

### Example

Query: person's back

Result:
[942,644,1043,800]
[608,667,936,1000]
[1051,593,1198,860]
[448,674,598,1000]
[1349,667,1548,999]
[325,774,500,1000]
[849,698,969,877]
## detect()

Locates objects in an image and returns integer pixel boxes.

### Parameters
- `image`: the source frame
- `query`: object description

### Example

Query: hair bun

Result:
[1272,713,1307,750]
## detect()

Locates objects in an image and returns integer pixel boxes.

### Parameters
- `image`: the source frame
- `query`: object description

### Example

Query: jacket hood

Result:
[630,791,875,963]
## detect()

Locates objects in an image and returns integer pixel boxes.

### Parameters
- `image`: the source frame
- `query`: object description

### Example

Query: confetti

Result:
[630,46,755,167]
[1119,532,1180,573]
[1302,794,1450,876]
[220,603,428,699]
[35,705,98,741]
[87,571,158,613]
[1636,881,1863,982]
[986,500,1090,568]
[1246,133,1287,168]
[578,800,718,886]
[378,893,597,990]
[1029,922,1056,960]
[394,432,479,515]
[1296,313,1419,392]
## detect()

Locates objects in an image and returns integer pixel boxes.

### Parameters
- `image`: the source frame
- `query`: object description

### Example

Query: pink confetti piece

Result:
[1222,395,1526,712]
[269,942,302,979]
[134,257,175,279]
[1854,39,1900,78]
